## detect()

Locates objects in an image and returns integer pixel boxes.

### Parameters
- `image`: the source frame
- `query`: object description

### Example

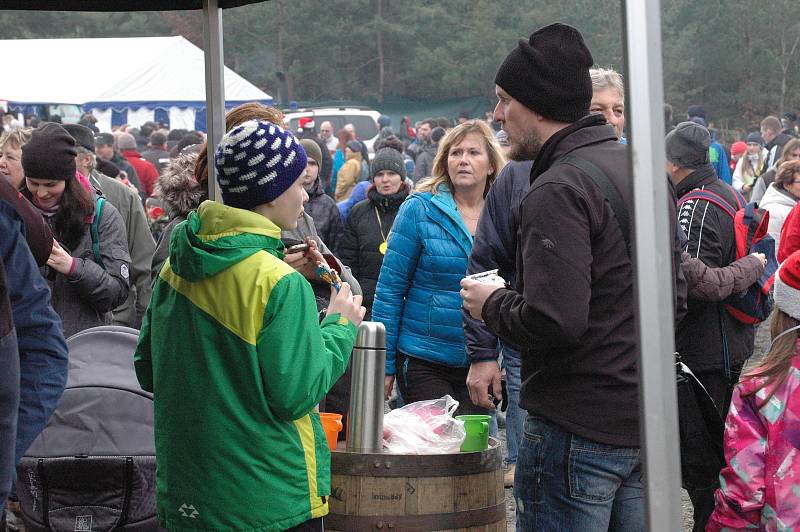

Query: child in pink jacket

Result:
[708,250,800,531]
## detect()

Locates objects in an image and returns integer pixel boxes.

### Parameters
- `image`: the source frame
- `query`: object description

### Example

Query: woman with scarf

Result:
[339,148,410,319]
[21,123,130,338]
[732,133,767,200]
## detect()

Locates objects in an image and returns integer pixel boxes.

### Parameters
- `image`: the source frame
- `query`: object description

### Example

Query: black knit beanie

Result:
[22,122,78,181]
[371,148,406,180]
[495,23,594,123]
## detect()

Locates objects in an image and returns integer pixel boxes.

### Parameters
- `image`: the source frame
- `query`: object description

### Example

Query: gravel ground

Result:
[500,316,774,531]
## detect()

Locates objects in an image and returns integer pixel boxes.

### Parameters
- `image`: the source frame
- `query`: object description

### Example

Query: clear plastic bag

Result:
[382,395,466,454]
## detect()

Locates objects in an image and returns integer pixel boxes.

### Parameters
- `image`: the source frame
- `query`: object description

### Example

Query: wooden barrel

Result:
[327,437,505,532]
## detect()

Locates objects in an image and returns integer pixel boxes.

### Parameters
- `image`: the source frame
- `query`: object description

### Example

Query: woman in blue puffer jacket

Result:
[372,120,506,416]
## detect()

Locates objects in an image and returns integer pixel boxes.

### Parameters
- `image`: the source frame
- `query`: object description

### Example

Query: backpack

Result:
[678,188,777,324]
[90,196,106,270]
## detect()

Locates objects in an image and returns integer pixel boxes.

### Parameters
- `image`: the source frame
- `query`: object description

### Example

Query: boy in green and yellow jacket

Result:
[135,119,365,532]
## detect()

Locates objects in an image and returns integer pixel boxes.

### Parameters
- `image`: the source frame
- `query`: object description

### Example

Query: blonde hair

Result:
[415,120,506,197]
[590,67,625,101]
[744,309,800,406]
[0,127,33,151]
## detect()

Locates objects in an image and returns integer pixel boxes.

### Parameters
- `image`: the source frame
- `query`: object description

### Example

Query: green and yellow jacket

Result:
[134,200,357,531]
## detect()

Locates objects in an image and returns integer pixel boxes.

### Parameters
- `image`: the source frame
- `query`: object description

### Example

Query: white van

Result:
[283,107,381,156]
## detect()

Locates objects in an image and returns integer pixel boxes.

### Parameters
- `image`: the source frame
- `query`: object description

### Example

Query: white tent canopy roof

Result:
[0,35,271,109]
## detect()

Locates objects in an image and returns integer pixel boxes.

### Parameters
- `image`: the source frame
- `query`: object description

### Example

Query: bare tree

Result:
[376,0,385,103]
[779,21,800,115]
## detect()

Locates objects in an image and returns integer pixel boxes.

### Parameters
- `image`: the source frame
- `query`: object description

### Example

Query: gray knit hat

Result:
[370,148,406,180]
[665,121,710,169]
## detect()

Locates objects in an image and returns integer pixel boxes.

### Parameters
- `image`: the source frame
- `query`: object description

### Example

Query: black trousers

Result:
[686,366,740,532]
[396,353,493,416]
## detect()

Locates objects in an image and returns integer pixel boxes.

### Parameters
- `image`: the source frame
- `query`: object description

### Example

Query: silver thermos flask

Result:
[346,321,386,453]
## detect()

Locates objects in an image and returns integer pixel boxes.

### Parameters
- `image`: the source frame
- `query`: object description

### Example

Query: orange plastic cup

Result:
[318,413,343,451]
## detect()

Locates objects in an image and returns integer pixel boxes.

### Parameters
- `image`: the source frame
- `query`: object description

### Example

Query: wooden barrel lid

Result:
[331,437,502,478]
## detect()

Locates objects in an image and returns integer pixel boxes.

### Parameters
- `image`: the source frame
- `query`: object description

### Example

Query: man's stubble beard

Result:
[508,129,543,162]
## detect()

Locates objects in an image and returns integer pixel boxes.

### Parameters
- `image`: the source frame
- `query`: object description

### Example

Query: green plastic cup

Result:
[456,414,490,452]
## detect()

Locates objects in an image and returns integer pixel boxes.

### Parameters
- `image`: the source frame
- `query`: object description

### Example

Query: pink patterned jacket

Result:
[707,353,800,531]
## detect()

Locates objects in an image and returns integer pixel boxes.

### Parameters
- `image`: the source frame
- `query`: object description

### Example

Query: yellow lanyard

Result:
[375,207,388,255]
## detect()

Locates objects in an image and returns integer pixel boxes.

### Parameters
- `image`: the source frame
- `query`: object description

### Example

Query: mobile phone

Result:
[286,243,310,254]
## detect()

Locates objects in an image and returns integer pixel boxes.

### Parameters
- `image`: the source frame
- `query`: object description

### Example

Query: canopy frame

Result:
[5,1,682,527]
[623,0,682,529]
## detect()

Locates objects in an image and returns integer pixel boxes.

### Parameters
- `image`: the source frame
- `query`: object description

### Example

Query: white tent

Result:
[0,36,272,131]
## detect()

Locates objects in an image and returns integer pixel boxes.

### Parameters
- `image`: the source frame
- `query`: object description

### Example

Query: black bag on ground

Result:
[15,326,162,532]
[676,355,726,490]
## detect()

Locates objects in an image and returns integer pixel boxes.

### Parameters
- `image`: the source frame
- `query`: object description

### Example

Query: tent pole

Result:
[622,0,683,528]
[203,0,225,201]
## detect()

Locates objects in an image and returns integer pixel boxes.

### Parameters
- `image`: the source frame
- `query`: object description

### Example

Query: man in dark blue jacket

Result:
[0,199,68,523]
[462,160,531,488]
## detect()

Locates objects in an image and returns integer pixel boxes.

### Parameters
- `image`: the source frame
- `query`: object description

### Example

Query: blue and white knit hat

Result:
[214,119,308,209]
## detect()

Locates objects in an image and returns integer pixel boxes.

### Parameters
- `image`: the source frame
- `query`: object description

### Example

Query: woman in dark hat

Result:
[21,123,130,337]
[339,148,410,318]
[732,132,767,200]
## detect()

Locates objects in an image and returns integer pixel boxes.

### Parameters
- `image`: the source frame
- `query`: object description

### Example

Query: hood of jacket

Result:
[306,174,326,199]
[169,200,284,282]
[156,151,205,219]
[761,183,798,209]
[345,151,363,163]
[415,184,474,257]
[769,132,795,150]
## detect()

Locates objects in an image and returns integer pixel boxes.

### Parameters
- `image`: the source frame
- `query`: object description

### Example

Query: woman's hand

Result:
[384,375,395,401]
[326,282,366,325]
[47,239,74,275]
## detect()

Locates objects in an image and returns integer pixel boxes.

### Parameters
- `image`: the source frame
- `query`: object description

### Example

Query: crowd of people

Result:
[3,20,800,532]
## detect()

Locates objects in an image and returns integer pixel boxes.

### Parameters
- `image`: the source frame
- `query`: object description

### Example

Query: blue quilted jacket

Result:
[371,184,473,375]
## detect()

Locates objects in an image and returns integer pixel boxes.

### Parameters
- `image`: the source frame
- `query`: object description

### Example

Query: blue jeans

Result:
[0,329,20,514]
[502,346,526,465]
[515,416,644,532]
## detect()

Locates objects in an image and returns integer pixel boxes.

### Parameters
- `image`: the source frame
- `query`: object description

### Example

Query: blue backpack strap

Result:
[91,196,106,270]
[679,190,737,219]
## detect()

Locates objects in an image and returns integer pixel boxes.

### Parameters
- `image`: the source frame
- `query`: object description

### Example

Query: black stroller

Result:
[15,326,161,531]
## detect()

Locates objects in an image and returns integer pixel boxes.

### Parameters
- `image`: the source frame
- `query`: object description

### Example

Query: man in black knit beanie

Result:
[461,23,645,530]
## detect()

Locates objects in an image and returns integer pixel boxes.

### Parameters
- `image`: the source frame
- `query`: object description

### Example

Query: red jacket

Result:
[778,201,800,263]
[121,149,159,197]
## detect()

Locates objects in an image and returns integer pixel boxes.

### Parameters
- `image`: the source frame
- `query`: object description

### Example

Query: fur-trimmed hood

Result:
[155,152,205,220]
